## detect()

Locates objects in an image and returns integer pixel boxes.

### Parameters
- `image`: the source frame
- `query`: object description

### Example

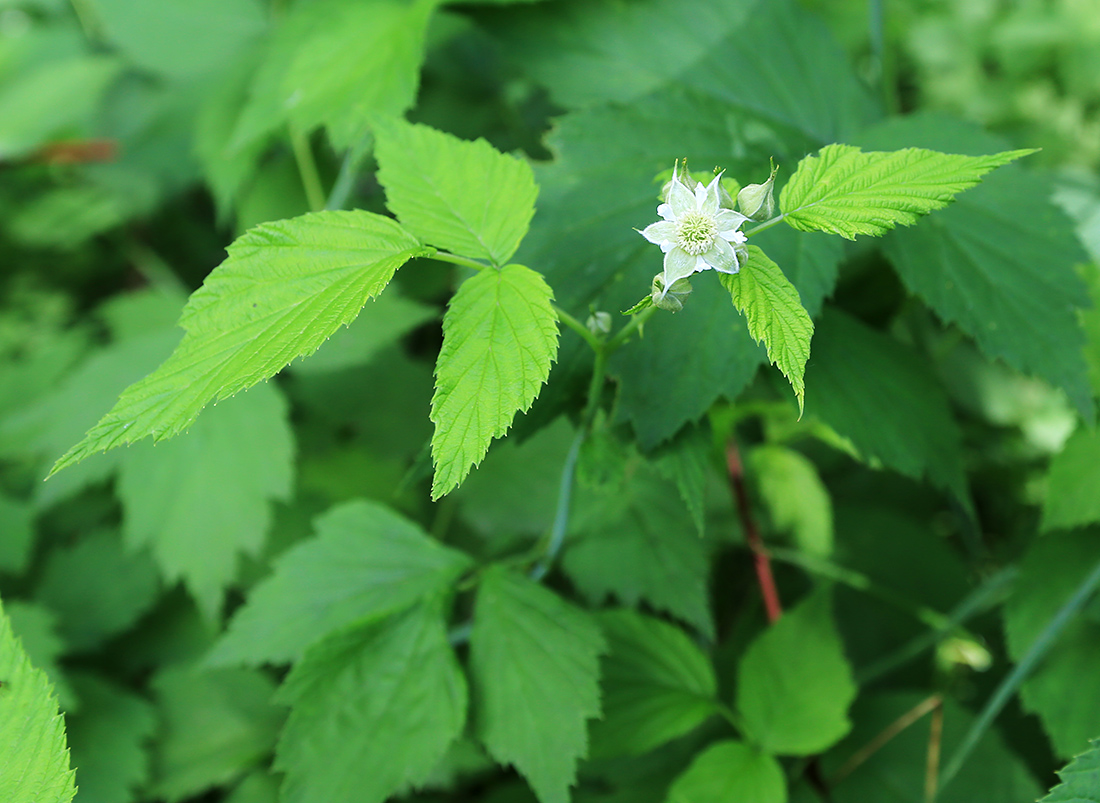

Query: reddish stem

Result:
[726,439,783,623]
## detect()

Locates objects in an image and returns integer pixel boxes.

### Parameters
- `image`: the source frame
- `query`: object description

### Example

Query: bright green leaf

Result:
[6,602,76,712]
[375,117,538,266]
[1041,739,1100,802]
[116,382,293,619]
[780,143,1033,239]
[0,596,76,803]
[736,590,856,756]
[749,445,833,557]
[208,499,472,667]
[719,246,813,412]
[471,567,605,803]
[50,210,429,475]
[666,740,786,803]
[149,666,282,802]
[36,530,161,652]
[275,602,466,803]
[1003,531,1100,757]
[1043,426,1100,532]
[803,309,970,504]
[565,463,713,639]
[67,673,157,803]
[591,610,717,759]
[431,264,558,498]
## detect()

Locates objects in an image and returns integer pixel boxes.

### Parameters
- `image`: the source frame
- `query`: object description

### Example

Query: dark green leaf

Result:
[1041,739,1100,802]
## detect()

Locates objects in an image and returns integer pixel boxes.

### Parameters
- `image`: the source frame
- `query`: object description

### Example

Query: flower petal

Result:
[667,176,695,218]
[700,173,723,216]
[657,203,676,221]
[639,220,677,246]
[662,247,699,288]
[715,208,750,232]
[704,236,739,273]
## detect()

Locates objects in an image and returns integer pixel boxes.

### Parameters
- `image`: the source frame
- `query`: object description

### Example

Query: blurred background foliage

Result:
[2,0,1100,802]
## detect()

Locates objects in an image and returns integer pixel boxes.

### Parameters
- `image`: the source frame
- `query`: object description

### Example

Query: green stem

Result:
[69,0,104,42]
[555,305,601,350]
[607,304,658,353]
[856,567,1016,685]
[326,133,373,211]
[430,251,492,272]
[937,555,1100,794]
[744,214,786,238]
[530,346,608,580]
[289,125,326,213]
[769,548,952,630]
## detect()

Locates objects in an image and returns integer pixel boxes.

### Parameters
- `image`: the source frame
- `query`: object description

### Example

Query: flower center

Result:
[675,212,718,255]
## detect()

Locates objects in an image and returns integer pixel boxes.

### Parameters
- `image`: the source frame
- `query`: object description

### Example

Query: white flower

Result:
[639,167,750,304]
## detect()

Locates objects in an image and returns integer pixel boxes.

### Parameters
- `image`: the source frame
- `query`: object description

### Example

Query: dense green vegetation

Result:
[2,1,1100,802]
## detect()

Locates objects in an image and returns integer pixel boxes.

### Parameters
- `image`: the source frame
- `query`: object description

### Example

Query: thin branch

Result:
[289,125,326,213]
[831,694,943,785]
[925,702,944,803]
[726,439,782,623]
[430,251,491,273]
[554,305,601,350]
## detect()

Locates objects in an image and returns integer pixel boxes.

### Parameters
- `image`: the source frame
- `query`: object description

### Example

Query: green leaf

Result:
[149,666,283,802]
[666,740,786,803]
[116,382,293,619]
[1041,739,1100,802]
[374,117,538,266]
[230,0,436,151]
[208,499,472,667]
[0,56,121,159]
[0,596,76,803]
[719,246,813,412]
[749,445,833,557]
[1003,531,1100,757]
[486,0,877,143]
[803,309,970,504]
[471,567,605,803]
[591,610,717,759]
[859,114,1093,418]
[66,673,157,803]
[736,590,856,756]
[780,143,1033,239]
[652,424,711,537]
[431,264,559,498]
[275,601,466,803]
[565,463,713,639]
[36,530,161,652]
[50,210,429,475]
[87,0,266,80]
[1043,426,1100,532]
[6,602,76,712]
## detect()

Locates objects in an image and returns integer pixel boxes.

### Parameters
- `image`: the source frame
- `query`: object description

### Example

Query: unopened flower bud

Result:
[737,161,778,221]
[586,311,612,335]
[652,274,692,312]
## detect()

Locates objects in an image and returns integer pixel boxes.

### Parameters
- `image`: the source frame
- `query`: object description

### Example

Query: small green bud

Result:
[737,160,778,221]
[936,636,992,672]
[586,311,612,335]
[652,274,692,312]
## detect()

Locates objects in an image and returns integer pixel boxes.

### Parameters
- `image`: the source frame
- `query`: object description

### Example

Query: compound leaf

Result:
[720,246,812,412]
[275,602,466,803]
[375,117,538,266]
[431,264,558,498]
[209,499,472,667]
[470,567,605,803]
[780,143,1033,239]
[0,597,76,803]
[51,210,429,475]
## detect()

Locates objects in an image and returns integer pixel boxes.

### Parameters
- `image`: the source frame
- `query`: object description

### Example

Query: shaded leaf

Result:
[666,740,786,803]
